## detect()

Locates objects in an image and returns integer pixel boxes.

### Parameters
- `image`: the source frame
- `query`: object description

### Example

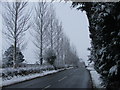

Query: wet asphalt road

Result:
[3,66,92,89]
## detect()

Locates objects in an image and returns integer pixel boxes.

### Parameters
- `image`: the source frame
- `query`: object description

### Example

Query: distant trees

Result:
[3,45,25,67]
[2,1,31,68]
[62,35,79,67]
[54,22,64,67]
[72,2,120,88]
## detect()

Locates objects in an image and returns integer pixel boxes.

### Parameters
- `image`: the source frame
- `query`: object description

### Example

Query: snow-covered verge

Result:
[2,65,55,80]
[86,63,105,88]
[0,67,73,87]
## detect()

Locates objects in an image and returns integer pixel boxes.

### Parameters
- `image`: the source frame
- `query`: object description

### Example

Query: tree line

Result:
[2,1,79,69]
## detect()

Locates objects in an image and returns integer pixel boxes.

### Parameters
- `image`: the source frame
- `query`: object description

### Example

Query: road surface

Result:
[3,67,92,89]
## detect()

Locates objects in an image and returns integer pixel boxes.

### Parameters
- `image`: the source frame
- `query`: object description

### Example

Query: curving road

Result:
[3,66,92,89]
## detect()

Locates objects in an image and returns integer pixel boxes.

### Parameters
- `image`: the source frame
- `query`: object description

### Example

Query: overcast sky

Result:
[1,1,91,65]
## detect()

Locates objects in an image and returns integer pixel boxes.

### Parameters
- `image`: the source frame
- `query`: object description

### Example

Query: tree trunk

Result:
[13,3,18,68]
[40,16,43,65]
[13,39,17,68]
[50,18,53,50]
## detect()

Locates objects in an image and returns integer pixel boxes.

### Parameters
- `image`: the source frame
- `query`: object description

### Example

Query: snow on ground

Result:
[90,70,103,88]
[86,62,104,88]
[66,67,73,69]
[1,67,72,87]
[1,70,58,87]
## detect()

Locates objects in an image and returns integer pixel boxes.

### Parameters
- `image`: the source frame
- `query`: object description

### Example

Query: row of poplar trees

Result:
[2,1,79,69]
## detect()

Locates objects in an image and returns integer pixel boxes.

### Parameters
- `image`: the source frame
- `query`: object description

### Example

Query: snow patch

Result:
[87,63,104,88]
[108,65,117,77]
[90,70,103,88]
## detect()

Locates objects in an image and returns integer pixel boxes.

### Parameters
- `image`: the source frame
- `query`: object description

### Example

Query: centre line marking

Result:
[58,76,67,82]
[42,85,51,90]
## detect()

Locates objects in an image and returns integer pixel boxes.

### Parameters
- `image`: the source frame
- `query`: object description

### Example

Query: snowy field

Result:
[1,66,73,87]
[86,63,104,88]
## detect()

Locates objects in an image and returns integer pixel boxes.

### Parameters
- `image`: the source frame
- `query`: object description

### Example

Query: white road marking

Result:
[42,85,51,90]
[58,76,67,82]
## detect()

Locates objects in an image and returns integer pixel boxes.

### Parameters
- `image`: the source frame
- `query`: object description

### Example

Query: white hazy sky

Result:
[1,1,91,65]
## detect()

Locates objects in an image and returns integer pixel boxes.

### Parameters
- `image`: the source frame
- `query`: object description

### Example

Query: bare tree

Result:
[48,5,56,50]
[32,1,50,65]
[2,1,31,68]
[53,21,64,67]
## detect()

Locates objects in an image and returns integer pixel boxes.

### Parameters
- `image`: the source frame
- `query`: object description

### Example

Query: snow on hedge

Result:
[108,65,117,77]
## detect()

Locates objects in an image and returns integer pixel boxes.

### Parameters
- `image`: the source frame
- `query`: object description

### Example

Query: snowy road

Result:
[3,67,92,89]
